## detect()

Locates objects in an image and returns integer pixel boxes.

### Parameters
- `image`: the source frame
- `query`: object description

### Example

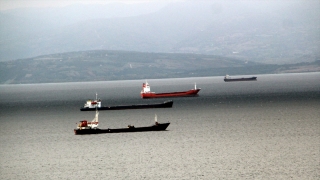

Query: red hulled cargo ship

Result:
[140,81,201,99]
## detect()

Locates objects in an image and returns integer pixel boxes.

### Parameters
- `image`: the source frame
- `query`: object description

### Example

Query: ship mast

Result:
[94,92,98,124]
[154,114,159,125]
[95,109,99,124]
[90,108,99,128]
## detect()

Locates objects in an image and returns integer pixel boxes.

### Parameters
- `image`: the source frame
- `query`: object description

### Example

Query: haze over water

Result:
[0,73,319,179]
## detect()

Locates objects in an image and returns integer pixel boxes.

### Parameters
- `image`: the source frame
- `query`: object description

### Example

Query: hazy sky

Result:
[0,0,177,10]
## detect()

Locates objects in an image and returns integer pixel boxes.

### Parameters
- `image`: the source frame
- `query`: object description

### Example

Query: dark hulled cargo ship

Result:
[80,94,173,111]
[74,112,170,135]
[224,75,257,82]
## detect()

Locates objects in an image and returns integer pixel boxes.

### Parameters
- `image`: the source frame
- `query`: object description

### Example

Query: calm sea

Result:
[1,73,319,179]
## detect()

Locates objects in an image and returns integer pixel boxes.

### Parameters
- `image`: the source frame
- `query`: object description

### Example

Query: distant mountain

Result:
[0,1,319,63]
[0,50,319,84]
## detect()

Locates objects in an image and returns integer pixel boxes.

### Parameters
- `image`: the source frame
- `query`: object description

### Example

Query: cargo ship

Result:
[224,75,257,82]
[80,94,173,111]
[140,81,201,98]
[74,111,170,135]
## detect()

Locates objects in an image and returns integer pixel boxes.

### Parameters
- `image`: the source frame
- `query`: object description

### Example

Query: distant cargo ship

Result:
[74,111,170,135]
[140,81,201,98]
[224,75,257,82]
[80,94,173,111]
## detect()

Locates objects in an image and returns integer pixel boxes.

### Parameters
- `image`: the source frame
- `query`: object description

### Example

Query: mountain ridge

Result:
[0,1,319,63]
[1,50,319,84]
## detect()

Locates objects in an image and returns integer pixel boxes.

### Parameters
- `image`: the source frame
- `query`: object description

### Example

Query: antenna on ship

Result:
[93,107,99,128]
[155,114,159,125]
[195,83,196,90]
[93,94,99,128]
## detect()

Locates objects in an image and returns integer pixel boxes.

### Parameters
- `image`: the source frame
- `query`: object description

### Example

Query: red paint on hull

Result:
[141,89,201,98]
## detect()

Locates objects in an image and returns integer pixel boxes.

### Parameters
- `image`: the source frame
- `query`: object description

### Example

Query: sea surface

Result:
[0,73,319,179]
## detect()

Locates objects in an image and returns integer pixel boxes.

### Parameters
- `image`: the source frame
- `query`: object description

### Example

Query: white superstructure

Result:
[83,93,101,108]
[77,109,99,129]
[141,81,152,93]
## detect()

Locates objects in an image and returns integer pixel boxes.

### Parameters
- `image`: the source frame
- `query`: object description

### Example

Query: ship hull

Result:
[224,77,257,82]
[74,123,170,135]
[141,89,201,99]
[80,100,173,111]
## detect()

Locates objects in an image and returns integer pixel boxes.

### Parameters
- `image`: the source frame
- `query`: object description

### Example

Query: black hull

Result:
[224,77,257,82]
[80,100,173,111]
[74,123,170,135]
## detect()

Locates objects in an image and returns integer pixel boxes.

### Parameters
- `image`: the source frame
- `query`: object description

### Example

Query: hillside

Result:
[1,50,319,84]
[1,1,319,64]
